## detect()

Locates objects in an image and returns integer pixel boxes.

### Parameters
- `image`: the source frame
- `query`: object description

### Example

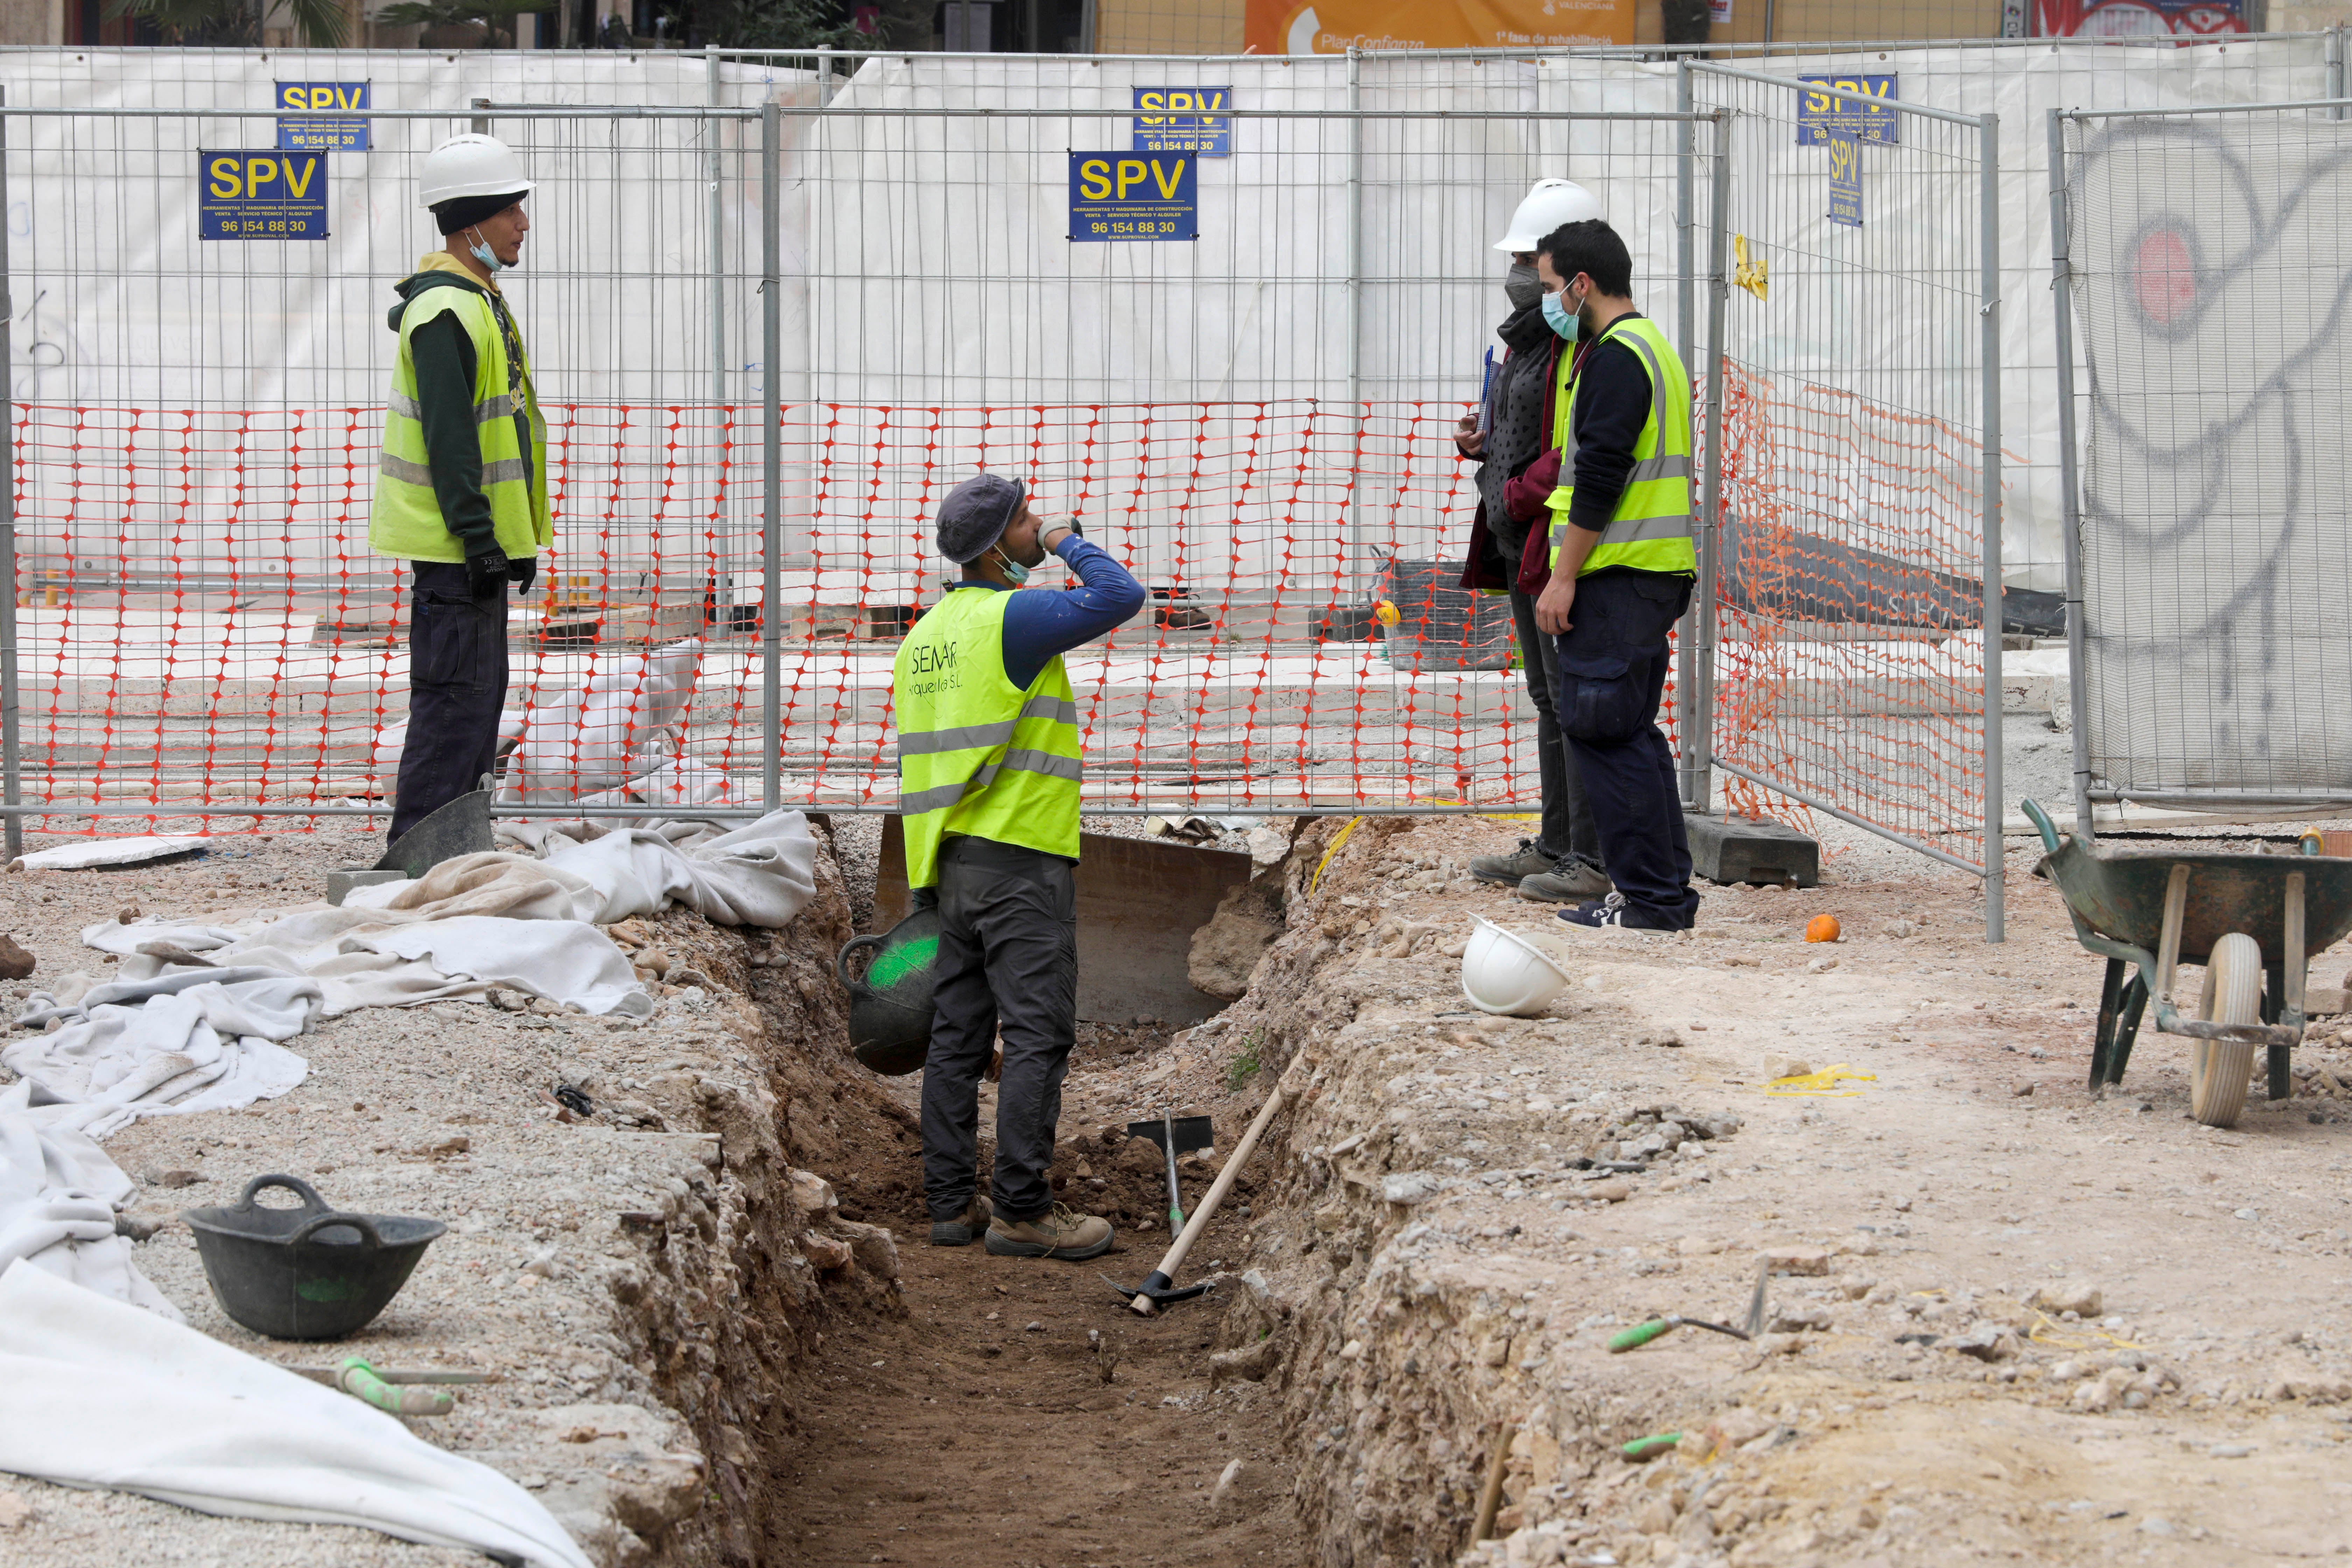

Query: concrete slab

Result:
[873,816,1253,1027]
[1685,810,1820,887]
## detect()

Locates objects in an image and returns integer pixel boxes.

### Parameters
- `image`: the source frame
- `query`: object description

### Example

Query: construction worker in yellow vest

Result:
[370,133,551,845]
[894,472,1143,1261]
[1531,217,1702,933]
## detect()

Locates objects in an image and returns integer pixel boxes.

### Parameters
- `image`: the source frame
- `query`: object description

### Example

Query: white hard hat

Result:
[1494,178,1604,253]
[1460,917,1572,1017]
[419,134,535,209]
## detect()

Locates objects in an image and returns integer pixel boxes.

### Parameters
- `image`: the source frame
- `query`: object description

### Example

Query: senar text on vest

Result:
[903,638,963,699]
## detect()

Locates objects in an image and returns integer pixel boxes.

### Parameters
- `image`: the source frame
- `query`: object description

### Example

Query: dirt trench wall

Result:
[1202,817,1634,1568]
[575,826,917,1568]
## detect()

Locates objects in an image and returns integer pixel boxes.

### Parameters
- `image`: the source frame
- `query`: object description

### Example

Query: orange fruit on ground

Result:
[1805,914,1840,943]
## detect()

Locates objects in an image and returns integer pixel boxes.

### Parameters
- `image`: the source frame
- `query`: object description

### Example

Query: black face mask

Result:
[1503,262,1543,310]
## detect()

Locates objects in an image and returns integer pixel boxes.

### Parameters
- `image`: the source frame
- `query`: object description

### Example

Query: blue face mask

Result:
[467,226,510,274]
[1541,286,1582,339]
[993,546,1030,586]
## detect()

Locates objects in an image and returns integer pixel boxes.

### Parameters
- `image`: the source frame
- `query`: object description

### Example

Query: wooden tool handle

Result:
[1129,1073,1293,1315]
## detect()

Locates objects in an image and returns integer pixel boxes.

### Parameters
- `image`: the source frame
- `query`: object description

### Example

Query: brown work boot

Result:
[984,1202,1115,1261]
[928,1196,992,1247]
[1518,861,1612,903]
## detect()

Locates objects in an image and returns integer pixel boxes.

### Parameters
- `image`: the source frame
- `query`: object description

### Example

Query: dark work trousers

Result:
[920,835,1079,1225]
[1552,568,1701,928]
[389,561,509,844]
[1507,583,1603,871]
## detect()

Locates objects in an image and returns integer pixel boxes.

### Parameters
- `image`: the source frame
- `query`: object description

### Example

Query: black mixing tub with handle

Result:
[183,1174,446,1340]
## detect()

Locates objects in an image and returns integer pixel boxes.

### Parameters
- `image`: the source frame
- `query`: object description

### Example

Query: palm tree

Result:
[104,0,351,47]
[372,0,548,46]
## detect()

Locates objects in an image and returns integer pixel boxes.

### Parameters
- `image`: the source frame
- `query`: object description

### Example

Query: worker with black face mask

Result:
[1460,180,1612,907]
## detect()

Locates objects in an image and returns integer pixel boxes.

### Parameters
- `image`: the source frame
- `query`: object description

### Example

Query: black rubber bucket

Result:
[836,906,942,1076]
[183,1175,445,1340]
[1382,559,1516,673]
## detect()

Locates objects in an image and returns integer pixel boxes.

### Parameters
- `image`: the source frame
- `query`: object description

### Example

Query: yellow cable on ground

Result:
[2026,1309,2145,1353]
[1309,816,1364,897]
[1763,1064,1876,1097]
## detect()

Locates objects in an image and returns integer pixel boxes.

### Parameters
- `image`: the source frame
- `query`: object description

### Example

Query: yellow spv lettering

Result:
[247,157,278,189]
[1150,158,1185,200]
[1805,89,1829,114]
[281,155,317,199]
[1079,159,1111,200]
[209,156,243,198]
[308,86,335,109]
[338,85,363,109]
[1116,159,1147,198]
[279,84,304,110]
[1140,90,1165,113]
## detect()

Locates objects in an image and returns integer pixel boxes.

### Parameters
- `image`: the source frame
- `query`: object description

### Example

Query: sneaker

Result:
[1469,838,1558,886]
[983,1202,1116,1260]
[1517,861,1612,903]
[1556,890,1688,933]
[928,1196,993,1247]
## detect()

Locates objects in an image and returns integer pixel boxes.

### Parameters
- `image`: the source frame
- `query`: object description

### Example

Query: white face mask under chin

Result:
[467,225,511,274]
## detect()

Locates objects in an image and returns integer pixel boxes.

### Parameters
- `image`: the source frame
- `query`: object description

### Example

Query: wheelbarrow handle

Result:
[2019,797,2063,855]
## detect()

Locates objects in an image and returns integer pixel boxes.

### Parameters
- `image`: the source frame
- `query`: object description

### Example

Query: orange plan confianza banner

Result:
[1245,0,1638,52]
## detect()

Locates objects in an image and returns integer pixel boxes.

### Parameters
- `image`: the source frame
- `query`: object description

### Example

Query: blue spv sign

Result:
[1827,130,1862,228]
[1797,74,1899,146]
[1133,87,1231,157]
[1068,152,1197,243]
[276,80,370,152]
[200,150,329,241]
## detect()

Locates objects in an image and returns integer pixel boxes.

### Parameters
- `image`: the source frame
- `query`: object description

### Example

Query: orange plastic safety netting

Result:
[1707,359,1992,867]
[8,398,1595,832]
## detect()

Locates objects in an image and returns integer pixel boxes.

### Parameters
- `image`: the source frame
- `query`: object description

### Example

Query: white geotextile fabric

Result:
[9,835,206,871]
[6,812,819,1139]
[0,1261,594,1568]
[0,1104,182,1318]
[3,972,314,1140]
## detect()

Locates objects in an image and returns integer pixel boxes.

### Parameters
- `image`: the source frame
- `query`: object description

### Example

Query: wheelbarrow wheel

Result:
[2191,932,2263,1129]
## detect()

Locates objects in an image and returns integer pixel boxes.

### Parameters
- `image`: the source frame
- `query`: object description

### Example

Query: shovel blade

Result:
[1126,1115,1215,1156]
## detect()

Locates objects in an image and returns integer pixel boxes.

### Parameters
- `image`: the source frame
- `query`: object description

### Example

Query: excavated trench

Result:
[644,814,1647,1568]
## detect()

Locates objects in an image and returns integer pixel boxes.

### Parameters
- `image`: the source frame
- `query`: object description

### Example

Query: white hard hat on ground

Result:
[1460,916,1572,1016]
[419,134,535,209]
[1493,178,1605,253]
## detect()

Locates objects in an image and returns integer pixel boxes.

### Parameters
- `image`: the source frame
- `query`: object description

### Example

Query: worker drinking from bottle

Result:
[893,474,1144,1260]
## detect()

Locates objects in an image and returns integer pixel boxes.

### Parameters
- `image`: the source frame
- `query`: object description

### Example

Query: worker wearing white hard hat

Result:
[370,133,551,845]
[1460,179,1612,906]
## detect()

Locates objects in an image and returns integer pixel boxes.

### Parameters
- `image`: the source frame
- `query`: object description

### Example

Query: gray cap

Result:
[935,472,1027,564]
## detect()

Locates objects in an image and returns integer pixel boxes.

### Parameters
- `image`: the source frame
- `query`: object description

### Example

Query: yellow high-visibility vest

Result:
[1546,315,1698,577]
[893,587,1083,889]
[370,281,552,563]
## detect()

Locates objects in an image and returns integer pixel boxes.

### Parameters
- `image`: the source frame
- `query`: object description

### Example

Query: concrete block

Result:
[327,868,407,906]
[1686,812,1820,888]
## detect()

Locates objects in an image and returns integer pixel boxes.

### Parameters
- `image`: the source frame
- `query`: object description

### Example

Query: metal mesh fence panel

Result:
[0,93,1713,831]
[1687,64,2002,919]
[0,105,770,831]
[2054,101,2352,811]
[780,102,1707,813]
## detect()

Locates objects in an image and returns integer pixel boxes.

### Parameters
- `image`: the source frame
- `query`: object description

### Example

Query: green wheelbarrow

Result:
[2023,798,2352,1129]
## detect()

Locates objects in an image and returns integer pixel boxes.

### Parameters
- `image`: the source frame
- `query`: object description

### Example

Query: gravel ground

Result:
[0,820,830,1568]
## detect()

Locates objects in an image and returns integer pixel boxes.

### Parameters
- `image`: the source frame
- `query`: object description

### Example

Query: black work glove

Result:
[465,549,509,599]
[909,886,939,912]
[507,556,537,594]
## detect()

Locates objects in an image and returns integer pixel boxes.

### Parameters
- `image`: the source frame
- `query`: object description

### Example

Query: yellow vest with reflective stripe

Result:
[893,587,1083,889]
[370,283,552,563]
[1545,315,1698,578]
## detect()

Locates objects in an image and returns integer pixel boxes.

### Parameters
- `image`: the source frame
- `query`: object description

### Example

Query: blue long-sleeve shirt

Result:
[953,534,1146,688]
